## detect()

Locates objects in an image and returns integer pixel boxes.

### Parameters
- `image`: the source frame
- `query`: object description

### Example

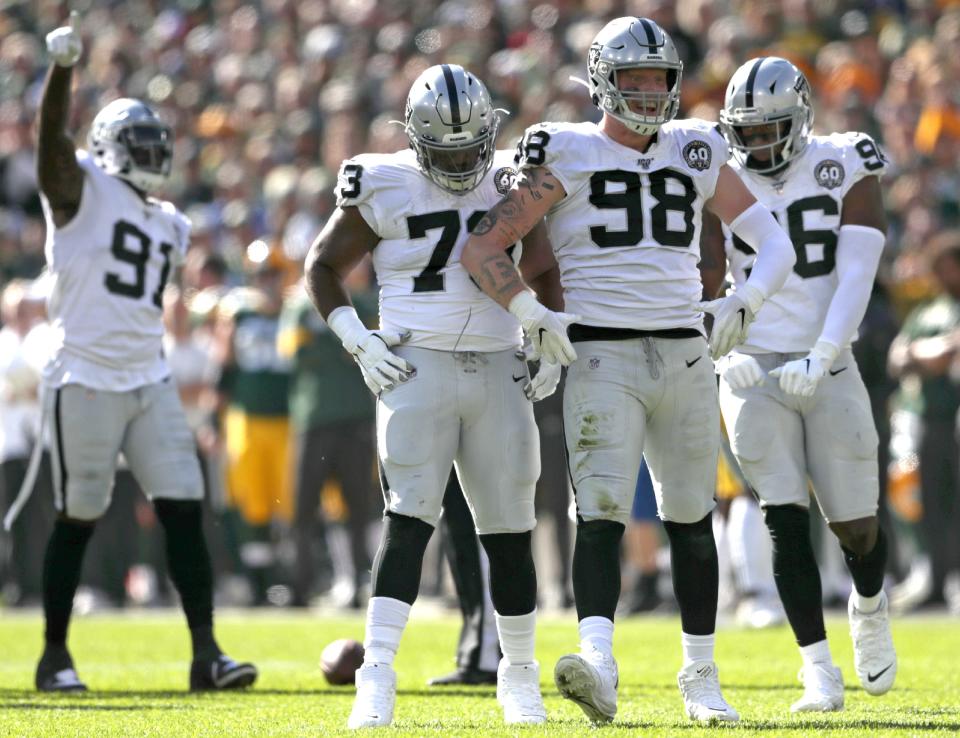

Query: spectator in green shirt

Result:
[279,263,378,608]
[888,230,960,608]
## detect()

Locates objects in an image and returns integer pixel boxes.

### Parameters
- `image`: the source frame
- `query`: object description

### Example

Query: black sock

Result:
[764,504,825,646]
[663,514,719,635]
[154,499,219,660]
[479,531,537,615]
[572,519,624,621]
[370,512,434,605]
[843,526,888,599]
[42,518,95,647]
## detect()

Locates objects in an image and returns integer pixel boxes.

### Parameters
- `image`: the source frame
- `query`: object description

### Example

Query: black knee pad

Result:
[763,504,810,547]
[663,513,714,560]
[370,512,434,604]
[576,518,625,546]
[154,498,203,524]
[480,531,536,615]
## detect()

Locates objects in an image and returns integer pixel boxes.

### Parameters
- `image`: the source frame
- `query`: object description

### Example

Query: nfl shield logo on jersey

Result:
[814,159,845,189]
[682,140,712,171]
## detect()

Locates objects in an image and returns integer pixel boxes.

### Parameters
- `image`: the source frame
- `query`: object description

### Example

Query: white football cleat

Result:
[791,663,844,712]
[677,661,740,723]
[348,662,397,729]
[497,660,546,724]
[849,591,897,695]
[554,647,618,724]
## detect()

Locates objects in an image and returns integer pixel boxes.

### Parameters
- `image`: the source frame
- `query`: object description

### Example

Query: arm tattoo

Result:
[472,210,498,236]
[475,197,526,244]
[514,167,556,204]
[478,252,524,298]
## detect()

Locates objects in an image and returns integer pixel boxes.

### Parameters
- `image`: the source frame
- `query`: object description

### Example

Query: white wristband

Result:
[810,339,840,369]
[735,283,765,315]
[508,291,545,324]
[326,306,367,353]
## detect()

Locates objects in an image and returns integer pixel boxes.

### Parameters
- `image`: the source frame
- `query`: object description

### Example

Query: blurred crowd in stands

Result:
[1,0,959,617]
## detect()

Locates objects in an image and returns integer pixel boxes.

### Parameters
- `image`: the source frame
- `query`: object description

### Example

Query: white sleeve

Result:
[729,201,796,308]
[817,224,885,350]
[335,157,380,233]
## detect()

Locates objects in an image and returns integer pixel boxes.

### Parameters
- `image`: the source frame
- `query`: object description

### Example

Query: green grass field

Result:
[0,610,957,736]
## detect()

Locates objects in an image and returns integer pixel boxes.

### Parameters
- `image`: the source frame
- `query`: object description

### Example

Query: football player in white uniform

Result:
[32,14,256,692]
[305,64,566,728]
[710,56,895,711]
[461,17,797,725]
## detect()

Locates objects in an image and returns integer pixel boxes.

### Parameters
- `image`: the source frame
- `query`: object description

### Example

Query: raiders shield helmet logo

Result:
[814,159,845,190]
[494,166,517,195]
[682,140,712,171]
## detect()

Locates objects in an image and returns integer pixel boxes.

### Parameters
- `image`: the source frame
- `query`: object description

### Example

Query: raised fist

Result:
[46,11,82,68]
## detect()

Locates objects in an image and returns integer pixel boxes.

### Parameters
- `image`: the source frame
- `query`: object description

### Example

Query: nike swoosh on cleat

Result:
[829,366,848,376]
[685,356,702,368]
[867,664,893,682]
[512,374,526,382]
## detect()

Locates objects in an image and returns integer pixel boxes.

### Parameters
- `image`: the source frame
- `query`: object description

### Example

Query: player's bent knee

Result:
[663,513,714,558]
[64,486,111,521]
[576,517,626,545]
[763,504,810,544]
[830,518,878,556]
[480,531,536,615]
[371,512,435,604]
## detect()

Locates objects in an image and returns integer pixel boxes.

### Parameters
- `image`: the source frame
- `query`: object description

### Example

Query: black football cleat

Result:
[427,666,498,686]
[36,646,88,692]
[190,654,258,691]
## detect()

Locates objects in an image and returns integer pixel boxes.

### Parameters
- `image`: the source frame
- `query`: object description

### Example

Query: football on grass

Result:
[320,639,364,685]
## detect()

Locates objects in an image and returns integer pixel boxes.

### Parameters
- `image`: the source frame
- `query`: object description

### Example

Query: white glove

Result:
[46,11,82,68]
[719,353,764,391]
[327,307,415,395]
[769,340,839,398]
[509,291,580,366]
[524,354,561,401]
[700,284,764,360]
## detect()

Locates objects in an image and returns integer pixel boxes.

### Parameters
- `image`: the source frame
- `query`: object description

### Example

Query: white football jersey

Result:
[515,119,728,331]
[336,148,523,352]
[725,132,888,352]
[40,150,190,391]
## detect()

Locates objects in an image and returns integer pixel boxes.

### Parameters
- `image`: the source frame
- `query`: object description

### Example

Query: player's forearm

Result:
[461,207,530,309]
[527,264,564,312]
[37,64,84,210]
[698,210,727,300]
[37,65,74,174]
[818,226,885,351]
[463,246,527,309]
[304,251,353,320]
[732,202,796,304]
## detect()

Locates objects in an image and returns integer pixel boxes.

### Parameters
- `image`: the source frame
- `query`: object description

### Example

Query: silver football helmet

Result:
[87,98,173,192]
[586,17,683,135]
[404,64,500,194]
[720,57,814,175]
